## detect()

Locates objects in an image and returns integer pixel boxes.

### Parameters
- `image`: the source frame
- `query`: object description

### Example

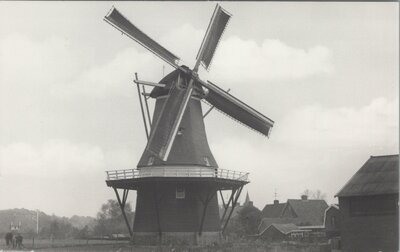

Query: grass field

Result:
[0,238,130,251]
[0,239,331,252]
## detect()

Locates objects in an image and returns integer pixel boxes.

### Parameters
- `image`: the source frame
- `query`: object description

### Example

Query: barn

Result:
[323,204,340,238]
[336,155,399,252]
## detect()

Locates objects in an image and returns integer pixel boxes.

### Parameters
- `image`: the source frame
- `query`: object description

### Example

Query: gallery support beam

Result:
[221,185,243,234]
[113,188,133,237]
[219,188,236,226]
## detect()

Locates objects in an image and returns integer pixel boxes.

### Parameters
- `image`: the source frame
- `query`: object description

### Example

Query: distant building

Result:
[259,195,328,231]
[258,195,328,241]
[261,199,285,218]
[323,204,340,238]
[281,195,328,227]
[336,155,399,252]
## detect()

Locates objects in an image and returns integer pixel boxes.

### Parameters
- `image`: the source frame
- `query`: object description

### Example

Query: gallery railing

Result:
[106,167,249,182]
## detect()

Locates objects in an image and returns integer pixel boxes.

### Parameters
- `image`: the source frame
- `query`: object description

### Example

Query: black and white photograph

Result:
[0,1,398,251]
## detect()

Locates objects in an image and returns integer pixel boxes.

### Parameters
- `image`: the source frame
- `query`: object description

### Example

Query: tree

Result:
[302,189,326,200]
[225,205,261,238]
[93,199,134,236]
[75,225,89,239]
[238,205,262,236]
[312,189,326,200]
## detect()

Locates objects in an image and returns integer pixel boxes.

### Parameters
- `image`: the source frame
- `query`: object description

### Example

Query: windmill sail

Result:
[200,80,274,137]
[104,7,180,68]
[146,75,194,161]
[196,4,231,70]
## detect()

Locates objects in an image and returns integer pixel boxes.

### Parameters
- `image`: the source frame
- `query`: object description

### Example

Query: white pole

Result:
[36,210,39,234]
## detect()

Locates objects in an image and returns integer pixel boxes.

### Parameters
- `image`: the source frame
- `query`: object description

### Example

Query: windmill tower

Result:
[103,4,274,245]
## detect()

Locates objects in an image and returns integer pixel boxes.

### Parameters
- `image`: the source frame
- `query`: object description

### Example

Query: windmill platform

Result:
[106,167,248,245]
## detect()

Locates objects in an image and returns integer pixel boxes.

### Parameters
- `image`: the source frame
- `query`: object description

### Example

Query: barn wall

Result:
[325,207,340,238]
[339,194,398,252]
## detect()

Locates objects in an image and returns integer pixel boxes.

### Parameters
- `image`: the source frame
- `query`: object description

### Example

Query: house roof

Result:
[284,199,328,226]
[258,217,298,233]
[261,223,300,235]
[261,202,286,218]
[258,198,328,232]
[336,155,399,197]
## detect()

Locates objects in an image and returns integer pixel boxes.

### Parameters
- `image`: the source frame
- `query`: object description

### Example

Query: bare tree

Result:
[302,189,310,197]
[301,189,326,200]
[311,189,326,200]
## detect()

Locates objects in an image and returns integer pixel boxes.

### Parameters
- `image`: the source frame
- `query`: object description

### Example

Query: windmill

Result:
[104,4,274,245]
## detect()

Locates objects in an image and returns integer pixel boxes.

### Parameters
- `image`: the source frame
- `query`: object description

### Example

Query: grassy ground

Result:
[0,238,129,251]
[0,239,330,252]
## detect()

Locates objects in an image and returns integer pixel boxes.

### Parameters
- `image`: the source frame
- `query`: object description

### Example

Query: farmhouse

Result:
[336,154,399,252]
[258,195,328,240]
[261,199,286,218]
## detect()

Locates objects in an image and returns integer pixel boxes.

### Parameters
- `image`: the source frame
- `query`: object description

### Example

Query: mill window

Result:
[176,186,185,199]
[177,127,185,136]
[147,156,155,165]
[203,157,210,166]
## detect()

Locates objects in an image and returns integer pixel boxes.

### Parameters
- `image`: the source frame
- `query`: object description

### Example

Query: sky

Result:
[0,2,398,218]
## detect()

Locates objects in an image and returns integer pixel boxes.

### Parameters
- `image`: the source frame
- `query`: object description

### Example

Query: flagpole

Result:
[36,210,39,234]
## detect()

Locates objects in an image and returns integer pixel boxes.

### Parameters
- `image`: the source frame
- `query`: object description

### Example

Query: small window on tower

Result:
[203,157,210,166]
[176,186,185,199]
[177,127,184,136]
[147,156,155,165]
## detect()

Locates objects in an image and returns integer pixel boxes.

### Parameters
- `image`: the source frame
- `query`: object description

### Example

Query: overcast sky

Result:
[0,2,398,218]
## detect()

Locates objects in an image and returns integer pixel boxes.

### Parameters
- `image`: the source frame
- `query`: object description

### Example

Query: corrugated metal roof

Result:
[273,223,301,234]
[336,155,399,197]
[258,217,297,233]
[261,223,299,235]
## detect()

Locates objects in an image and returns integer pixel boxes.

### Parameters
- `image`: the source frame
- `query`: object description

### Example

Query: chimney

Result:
[301,195,308,200]
[274,200,279,205]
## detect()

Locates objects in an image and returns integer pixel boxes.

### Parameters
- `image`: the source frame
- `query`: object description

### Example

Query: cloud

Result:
[276,97,398,148]
[207,37,333,83]
[159,23,205,68]
[54,47,172,98]
[210,97,398,207]
[48,24,333,98]
[0,140,138,179]
[0,140,105,178]
[54,23,204,98]
[0,33,80,87]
